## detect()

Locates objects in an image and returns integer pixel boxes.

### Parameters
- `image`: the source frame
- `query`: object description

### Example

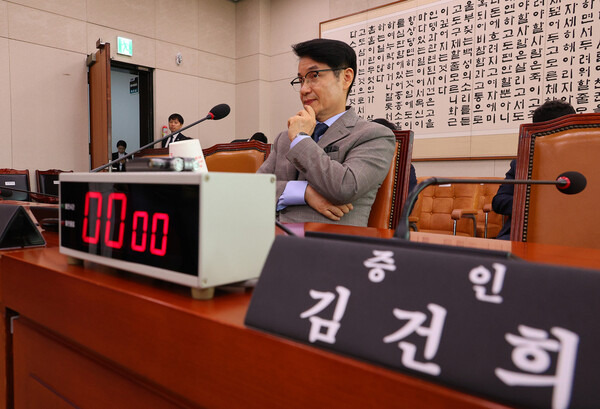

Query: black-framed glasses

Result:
[290,67,347,92]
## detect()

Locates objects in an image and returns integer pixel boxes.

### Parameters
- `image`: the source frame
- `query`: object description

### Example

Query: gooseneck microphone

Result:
[0,186,58,198]
[206,103,230,120]
[91,103,231,173]
[394,171,587,240]
[0,186,59,204]
[555,171,587,194]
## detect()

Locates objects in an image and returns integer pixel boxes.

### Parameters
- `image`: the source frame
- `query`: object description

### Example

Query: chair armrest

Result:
[450,209,478,219]
[482,204,492,238]
[408,216,419,232]
[450,209,477,236]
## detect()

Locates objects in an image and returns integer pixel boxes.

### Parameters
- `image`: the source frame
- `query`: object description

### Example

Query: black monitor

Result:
[0,173,30,201]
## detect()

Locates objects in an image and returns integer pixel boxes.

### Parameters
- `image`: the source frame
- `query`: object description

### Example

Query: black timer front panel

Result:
[61,181,200,276]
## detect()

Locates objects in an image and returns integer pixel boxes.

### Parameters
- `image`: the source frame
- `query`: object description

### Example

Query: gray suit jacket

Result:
[257,108,395,226]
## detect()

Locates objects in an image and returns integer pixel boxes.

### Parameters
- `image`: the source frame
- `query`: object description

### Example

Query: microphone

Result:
[0,186,58,198]
[394,171,587,240]
[207,103,230,120]
[0,186,59,203]
[555,171,587,194]
[91,103,231,173]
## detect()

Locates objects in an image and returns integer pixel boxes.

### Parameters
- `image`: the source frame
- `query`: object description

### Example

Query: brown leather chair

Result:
[512,112,600,248]
[409,177,481,237]
[203,140,271,173]
[0,168,31,201]
[368,130,414,229]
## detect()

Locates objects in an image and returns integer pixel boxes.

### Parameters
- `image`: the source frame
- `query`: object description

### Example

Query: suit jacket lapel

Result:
[317,108,357,148]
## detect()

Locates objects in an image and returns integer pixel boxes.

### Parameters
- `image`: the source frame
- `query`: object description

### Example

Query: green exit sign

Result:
[117,37,133,56]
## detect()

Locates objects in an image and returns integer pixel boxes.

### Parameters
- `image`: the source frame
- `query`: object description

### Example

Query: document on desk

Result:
[246,235,600,409]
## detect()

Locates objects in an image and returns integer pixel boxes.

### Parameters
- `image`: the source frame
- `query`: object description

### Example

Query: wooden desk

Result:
[300,223,600,270]
[2,226,599,408]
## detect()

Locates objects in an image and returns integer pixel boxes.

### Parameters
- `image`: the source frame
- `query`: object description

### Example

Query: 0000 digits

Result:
[81,191,169,256]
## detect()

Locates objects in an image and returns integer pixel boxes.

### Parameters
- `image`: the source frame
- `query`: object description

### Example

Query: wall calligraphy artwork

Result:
[321,0,600,158]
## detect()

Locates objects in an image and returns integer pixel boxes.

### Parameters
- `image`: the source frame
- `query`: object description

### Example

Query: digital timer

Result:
[61,180,199,275]
[60,172,276,297]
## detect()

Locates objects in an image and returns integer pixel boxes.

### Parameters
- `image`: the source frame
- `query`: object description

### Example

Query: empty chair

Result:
[203,140,271,173]
[368,130,414,229]
[0,169,31,201]
[33,169,72,203]
[36,169,73,197]
[409,178,481,237]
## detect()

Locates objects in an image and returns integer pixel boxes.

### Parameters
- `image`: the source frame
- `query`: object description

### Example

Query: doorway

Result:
[110,62,154,156]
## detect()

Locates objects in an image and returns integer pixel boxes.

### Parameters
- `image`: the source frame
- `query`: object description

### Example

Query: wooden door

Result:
[88,40,112,170]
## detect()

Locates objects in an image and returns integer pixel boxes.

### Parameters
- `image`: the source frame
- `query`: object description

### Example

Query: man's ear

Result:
[342,68,354,90]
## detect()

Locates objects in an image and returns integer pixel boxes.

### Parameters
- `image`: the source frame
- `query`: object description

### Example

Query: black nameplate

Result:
[245,235,600,409]
[0,205,46,250]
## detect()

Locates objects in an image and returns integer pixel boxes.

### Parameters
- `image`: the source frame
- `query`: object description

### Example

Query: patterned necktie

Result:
[312,123,329,142]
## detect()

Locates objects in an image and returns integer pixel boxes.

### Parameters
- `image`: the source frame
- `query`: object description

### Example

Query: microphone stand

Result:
[394,177,567,240]
[91,114,213,173]
[0,186,58,198]
[0,186,59,204]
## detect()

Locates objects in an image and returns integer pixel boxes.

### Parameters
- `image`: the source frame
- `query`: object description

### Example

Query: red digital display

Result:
[131,211,148,252]
[61,182,200,276]
[82,191,102,244]
[82,191,169,256]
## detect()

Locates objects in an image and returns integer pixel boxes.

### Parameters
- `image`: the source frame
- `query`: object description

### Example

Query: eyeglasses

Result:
[290,68,347,92]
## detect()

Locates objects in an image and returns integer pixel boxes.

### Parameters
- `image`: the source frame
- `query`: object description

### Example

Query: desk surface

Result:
[297,223,600,270]
[2,224,599,408]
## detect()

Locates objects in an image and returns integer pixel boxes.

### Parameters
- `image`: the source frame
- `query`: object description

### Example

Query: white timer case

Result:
[59,172,276,292]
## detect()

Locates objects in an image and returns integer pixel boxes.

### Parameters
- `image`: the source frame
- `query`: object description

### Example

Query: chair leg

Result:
[466,215,477,237]
[453,220,457,236]
[484,213,489,238]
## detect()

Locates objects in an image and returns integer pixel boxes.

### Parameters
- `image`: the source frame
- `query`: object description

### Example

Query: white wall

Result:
[1,0,237,186]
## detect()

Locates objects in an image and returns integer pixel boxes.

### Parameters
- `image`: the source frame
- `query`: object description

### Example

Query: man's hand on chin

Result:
[305,185,353,221]
[288,105,317,142]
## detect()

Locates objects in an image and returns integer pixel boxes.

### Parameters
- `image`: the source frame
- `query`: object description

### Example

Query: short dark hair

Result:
[371,118,398,131]
[292,38,357,97]
[116,140,127,149]
[168,113,184,124]
[532,100,575,123]
[250,132,267,143]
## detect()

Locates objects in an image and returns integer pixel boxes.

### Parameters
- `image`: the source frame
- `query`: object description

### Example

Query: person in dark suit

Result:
[371,118,417,194]
[162,113,191,147]
[112,140,128,172]
[257,38,395,226]
[492,99,576,240]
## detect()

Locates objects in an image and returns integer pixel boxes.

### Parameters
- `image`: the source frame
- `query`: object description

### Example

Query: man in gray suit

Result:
[257,38,395,226]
